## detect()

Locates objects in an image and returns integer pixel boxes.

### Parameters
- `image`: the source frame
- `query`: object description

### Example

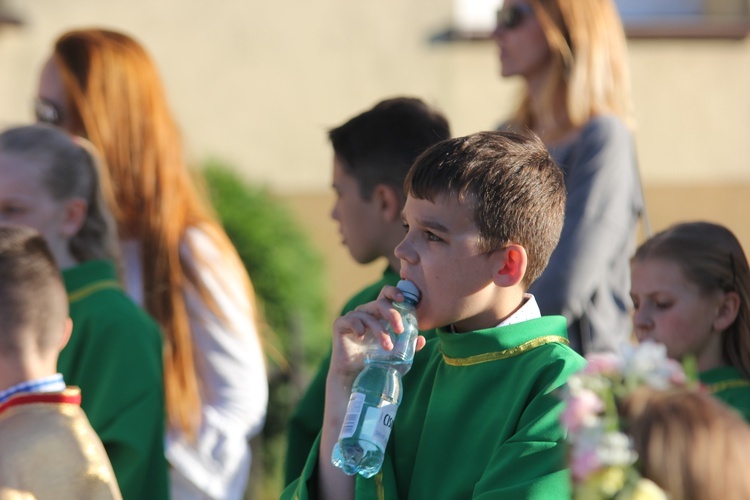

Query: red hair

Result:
[53,28,263,437]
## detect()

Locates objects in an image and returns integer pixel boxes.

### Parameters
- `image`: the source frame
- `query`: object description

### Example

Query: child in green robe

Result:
[0,124,168,499]
[284,97,451,485]
[284,130,585,499]
[631,221,750,421]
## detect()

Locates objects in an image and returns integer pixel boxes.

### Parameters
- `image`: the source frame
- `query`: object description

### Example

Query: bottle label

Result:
[338,393,399,450]
[369,402,398,450]
[338,392,366,439]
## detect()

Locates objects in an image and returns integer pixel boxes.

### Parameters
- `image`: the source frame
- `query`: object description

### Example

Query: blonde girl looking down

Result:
[37,28,269,499]
[631,221,750,421]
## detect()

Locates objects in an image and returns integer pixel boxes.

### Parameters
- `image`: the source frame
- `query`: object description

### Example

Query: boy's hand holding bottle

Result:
[329,282,425,380]
[329,280,423,477]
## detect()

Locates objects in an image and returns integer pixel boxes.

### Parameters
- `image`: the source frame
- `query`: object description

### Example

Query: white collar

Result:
[497,293,541,327]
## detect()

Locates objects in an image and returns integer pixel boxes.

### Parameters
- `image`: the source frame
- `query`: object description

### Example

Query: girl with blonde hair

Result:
[631,221,750,421]
[37,28,268,499]
[493,0,645,354]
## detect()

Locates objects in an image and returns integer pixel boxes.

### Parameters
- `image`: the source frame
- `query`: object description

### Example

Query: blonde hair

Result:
[52,28,264,437]
[0,124,117,264]
[623,388,750,500]
[512,0,633,139]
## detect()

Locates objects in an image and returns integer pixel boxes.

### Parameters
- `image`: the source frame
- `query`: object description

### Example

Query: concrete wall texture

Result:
[1,0,750,313]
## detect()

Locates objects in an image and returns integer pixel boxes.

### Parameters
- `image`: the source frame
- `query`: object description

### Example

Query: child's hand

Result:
[320,285,426,499]
[330,285,425,381]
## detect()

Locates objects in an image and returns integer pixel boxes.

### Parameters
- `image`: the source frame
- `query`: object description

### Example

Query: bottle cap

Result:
[396,279,420,304]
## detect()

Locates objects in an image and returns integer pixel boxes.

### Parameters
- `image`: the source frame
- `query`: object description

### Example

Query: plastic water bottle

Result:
[331,279,420,478]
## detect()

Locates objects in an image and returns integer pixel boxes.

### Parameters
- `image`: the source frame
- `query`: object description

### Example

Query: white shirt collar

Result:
[497,293,541,327]
[447,294,541,332]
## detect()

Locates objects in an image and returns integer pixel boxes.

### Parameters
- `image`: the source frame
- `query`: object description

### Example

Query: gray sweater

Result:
[527,114,644,354]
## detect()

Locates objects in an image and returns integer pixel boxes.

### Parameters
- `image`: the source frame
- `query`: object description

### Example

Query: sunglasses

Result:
[34,97,62,126]
[496,3,535,31]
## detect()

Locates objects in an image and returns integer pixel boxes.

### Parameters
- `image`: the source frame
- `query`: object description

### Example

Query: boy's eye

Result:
[655,301,672,310]
[402,222,409,233]
[1,205,25,216]
[424,231,442,242]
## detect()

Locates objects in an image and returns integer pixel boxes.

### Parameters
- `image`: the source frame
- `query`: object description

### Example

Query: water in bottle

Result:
[331,279,420,477]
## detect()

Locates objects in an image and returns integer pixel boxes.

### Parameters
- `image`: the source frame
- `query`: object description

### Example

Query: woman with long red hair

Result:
[37,28,268,499]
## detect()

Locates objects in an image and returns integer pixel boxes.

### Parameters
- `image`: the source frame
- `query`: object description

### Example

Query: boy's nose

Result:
[394,235,415,264]
[330,203,340,222]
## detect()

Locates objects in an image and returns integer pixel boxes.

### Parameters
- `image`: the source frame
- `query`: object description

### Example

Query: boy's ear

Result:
[60,198,88,238]
[56,317,73,353]
[713,290,740,332]
[492,244,527,288]
[373,184,401,223]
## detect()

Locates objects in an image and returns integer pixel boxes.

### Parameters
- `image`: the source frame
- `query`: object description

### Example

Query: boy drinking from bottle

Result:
[283,131,585,499]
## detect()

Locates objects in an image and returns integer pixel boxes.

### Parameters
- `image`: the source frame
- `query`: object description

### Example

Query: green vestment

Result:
[58,260,169,500]
[283,315,585,499]
[700,366,750,422]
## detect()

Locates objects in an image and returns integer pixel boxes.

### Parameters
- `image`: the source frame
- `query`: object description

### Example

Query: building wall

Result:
[1,0,749,316]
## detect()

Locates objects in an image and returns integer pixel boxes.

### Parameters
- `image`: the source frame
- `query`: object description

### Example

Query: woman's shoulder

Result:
[565,114,634,162]
[180,225,228,264]
[580,114,632,142]
[179,225,251,305]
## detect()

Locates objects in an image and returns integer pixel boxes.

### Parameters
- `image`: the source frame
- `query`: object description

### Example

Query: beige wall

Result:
[2,0,750,316]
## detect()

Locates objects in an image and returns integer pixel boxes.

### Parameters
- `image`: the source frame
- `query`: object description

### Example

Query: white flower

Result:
[564,340,686,498]
[596,431,637,467]
[621,341,675,390]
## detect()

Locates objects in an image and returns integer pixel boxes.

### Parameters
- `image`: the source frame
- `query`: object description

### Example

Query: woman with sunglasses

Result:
[36,29,269,500]
[493,0,645,356]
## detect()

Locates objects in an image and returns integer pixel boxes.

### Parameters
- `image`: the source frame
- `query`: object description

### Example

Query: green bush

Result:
[201,160,330,498]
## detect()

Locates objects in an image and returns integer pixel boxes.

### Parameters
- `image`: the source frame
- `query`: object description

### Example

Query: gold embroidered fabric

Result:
[441,335,570,366]
[67,280,121,303]
[0,392,122,500]
[710,379,750,394]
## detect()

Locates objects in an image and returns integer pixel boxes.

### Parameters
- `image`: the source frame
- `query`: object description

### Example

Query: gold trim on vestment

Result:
[376,471,384,500]
[68,280,121,303]
[710,379,750,394]
[441,335,570,366]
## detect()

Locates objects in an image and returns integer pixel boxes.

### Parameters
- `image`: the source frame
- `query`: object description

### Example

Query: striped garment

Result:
[0,374,66,403]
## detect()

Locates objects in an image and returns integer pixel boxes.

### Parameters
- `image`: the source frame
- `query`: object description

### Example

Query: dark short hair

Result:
[405,130,565,286]
[0,225,67,355]
[329,97,450,201]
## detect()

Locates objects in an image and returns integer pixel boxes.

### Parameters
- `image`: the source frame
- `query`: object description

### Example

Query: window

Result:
[617,0,750,39]
[443,0,749,41]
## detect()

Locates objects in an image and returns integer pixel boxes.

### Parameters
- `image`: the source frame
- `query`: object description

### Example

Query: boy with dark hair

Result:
[284,97,451,484]
[283,131,585,499]
[0,225,121,498]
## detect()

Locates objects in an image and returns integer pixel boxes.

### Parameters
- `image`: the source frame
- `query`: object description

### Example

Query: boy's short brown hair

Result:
[405,131,565,286]
[0,225,67,356]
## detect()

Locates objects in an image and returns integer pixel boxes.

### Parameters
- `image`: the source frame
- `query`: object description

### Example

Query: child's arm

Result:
[317,286,424,500]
